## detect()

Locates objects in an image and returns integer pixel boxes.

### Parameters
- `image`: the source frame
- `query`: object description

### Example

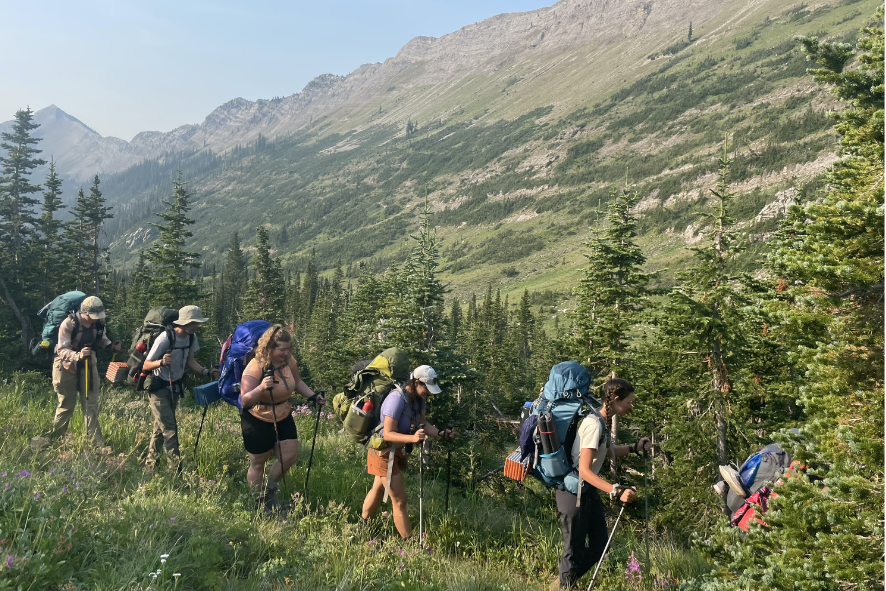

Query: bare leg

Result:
[362,474,387,519]
[247,449,273,490]
[266,439,299,483]
[386,472,412,539]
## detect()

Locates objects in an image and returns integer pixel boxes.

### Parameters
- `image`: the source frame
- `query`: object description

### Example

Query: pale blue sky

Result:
[2,0,554,140]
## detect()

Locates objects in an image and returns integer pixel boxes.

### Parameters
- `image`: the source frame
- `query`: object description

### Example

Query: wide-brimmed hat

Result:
[411,365,442,394]
[174,305,209,325]
[80,296,106,320]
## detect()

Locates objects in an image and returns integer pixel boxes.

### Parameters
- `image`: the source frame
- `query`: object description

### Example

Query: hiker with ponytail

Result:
[556,377,650,589]
[239,324,325,511]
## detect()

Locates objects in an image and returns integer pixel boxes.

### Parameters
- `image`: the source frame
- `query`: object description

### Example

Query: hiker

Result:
[141,305,219,471]
[48,296,121,446]
[361,364,456,539]
[238,324,324,511]
[557,378,650,590]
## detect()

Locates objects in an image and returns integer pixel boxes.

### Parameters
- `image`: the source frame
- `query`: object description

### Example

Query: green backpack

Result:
[333,348,410,445]
[125,307,182,391]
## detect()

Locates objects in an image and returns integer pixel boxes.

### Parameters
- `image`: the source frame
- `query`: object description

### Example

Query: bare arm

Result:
[578,448,636,503]
[382,415,422,444]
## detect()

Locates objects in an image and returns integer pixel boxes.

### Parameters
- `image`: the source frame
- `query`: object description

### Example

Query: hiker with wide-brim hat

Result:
[141,305,218,472]
[361,364,455,539]
[47,296,121,447]
[556,378,650,590]
[238,324,324,512]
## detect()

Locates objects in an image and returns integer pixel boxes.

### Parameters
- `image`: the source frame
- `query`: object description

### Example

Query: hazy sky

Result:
[2,0,554,141]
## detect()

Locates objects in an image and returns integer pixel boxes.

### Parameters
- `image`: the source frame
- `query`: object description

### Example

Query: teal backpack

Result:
[31,291,91,356]
[520,361,604,503]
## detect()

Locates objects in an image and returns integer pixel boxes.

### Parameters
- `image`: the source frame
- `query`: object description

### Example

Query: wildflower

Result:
[399,549,405,556]
[4,484,8,490]
[368,539,376,545]
[625,552,642,589]
[6,555,12,568]
[62,486,67,493]
[34,493,40,500]
[15,470,30,477]
[0,473,5,477]
[382,511,389,518]
[160,554,170,559]
[161,558,167,564]
[173,573,181,579]
[169,517,176,522]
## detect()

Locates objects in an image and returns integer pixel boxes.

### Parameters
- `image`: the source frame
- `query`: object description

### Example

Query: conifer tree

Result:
[694,16,884,589]
[144,170,200,307]
[36,161,68,302]
[570,186,652,377]
[0,107,45,289]
[241,227,285,323]
[70,175,113,294]
[220,231,247,332]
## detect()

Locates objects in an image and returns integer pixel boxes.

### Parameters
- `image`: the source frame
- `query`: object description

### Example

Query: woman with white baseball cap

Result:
[361,364,455,539]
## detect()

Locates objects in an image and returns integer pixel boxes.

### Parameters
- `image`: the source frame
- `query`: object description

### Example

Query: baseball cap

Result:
[174,305,209,325]
[411,365,442,394]
[80,296,106,320]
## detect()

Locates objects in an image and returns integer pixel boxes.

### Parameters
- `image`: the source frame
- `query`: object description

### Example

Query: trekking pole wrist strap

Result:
[609,483,622,500]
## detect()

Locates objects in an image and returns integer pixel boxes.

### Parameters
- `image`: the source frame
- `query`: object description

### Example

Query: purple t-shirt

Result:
[380,388,425,436]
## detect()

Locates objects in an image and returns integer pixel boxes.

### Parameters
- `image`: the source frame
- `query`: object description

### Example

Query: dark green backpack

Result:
[332,347,410,444]
[126,307,179,391]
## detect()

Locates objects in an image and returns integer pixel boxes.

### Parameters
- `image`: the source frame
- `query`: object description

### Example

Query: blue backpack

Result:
[519,361,604,499]
[217,320,271,409]
[31,291,90,356]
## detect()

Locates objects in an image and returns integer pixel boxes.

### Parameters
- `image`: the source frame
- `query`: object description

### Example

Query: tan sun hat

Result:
[80,296,106,320]
[174,305,209,325]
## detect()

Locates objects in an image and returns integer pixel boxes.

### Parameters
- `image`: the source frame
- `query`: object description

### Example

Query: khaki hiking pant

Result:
[51,359,103,444]
[147,386,181,469]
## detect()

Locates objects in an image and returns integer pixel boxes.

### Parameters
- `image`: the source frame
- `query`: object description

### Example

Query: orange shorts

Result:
[367,448,408,477]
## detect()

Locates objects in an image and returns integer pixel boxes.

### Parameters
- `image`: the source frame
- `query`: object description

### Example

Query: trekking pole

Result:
[643,448,651,575]
[304,391,325,500]
[445,423,453,512]
[586,502,628,591]
[194,405,209,456]
[264,368,286,489]
[418,423,425,545]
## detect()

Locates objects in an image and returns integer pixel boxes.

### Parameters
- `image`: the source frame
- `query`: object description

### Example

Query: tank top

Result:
[242,358,295,422]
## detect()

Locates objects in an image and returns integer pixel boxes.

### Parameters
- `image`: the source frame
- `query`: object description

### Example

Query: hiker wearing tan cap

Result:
[48,296,121,446]
[141,305,219,472]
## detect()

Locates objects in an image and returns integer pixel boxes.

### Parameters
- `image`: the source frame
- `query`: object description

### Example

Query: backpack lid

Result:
[367,348,410,381]
[542,361,593,402]
[143,306,179,327]
[229,320,272,361]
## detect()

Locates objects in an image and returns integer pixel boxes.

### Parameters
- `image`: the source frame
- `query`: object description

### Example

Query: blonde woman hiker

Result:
[361,365,456,539]
[45,296,121,448]
[141,305,219,472]
[238,325,324,512]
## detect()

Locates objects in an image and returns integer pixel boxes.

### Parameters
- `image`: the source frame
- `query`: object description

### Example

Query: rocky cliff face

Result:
[4,0,729,182]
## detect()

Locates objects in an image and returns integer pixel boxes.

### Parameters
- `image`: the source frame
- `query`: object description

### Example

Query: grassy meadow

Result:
[0,372,709,590]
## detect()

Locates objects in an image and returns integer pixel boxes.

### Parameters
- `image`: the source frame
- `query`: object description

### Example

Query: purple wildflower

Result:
[63,486,67,493]
[34,493,40,500]
[0,472,6,477]
[15,470,30,477]
[169,517,176,522]
[6,555,12,568]
[625,552,642,589]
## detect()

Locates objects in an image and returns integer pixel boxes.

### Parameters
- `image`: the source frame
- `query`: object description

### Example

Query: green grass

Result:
[0,372,710,590]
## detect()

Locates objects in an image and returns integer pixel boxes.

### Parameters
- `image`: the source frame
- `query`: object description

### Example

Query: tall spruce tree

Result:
[220,231,247,333]
[36,161,67,302]
[0,107,45,289]
[570,187,652,377]
[70,175,113,294]
[692,16,884,590]
[241,227,285,323]
[144,170,200,307]
[0,108,45,348]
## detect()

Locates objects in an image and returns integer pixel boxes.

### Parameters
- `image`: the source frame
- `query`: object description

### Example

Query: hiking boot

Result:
[30,436,51,451]
[719,465,749,498]
[713,481,728,497]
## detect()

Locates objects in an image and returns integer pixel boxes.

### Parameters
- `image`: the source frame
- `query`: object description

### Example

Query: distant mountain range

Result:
[2,0,877,297]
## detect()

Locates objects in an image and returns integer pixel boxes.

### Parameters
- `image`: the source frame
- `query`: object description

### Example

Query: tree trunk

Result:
[0,272,34,349]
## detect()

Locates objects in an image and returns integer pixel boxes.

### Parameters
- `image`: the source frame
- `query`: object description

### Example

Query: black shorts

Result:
[240,410,298,455]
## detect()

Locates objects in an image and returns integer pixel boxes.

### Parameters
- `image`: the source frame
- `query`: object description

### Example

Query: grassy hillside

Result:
[99,0,877,307]
[0,373,709,590]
